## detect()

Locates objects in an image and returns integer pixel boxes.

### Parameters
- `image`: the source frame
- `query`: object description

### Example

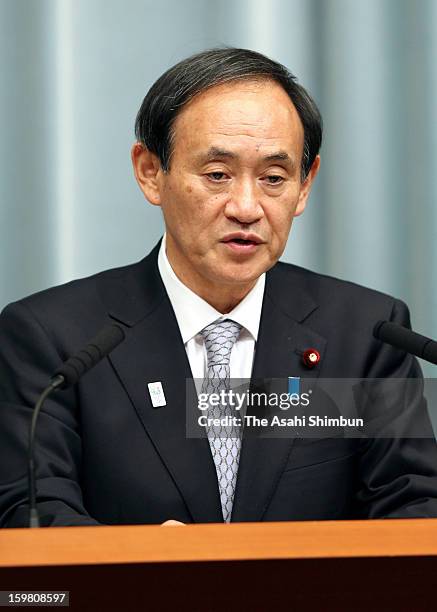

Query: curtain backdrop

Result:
[1,0,436,378]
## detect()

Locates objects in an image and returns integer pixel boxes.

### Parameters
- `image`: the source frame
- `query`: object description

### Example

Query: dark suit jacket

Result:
[1,242,437,527]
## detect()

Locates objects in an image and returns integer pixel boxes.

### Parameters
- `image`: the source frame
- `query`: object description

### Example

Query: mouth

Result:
[221,233,264,254]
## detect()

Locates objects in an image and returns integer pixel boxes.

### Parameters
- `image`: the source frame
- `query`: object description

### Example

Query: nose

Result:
[224,178,264,225]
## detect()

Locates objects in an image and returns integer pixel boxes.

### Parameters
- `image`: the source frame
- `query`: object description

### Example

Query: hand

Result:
[161,519,186,526]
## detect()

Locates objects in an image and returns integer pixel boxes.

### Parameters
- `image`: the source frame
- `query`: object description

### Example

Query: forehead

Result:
[171,79,304,163]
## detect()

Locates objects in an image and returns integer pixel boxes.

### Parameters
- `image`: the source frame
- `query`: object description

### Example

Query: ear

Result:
[294,155,321,217]
[131,142,163,206]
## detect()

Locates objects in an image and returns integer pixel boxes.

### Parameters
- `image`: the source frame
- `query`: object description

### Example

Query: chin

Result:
[212,266,264,286]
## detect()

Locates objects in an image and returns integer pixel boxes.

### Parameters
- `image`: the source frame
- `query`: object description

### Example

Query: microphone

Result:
[28,323,126,527]
[52,323,125,389]
[373,320,437,365]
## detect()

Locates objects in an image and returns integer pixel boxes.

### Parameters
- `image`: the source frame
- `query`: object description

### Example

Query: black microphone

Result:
[28,323,126,527]
[373,320,437,365]
[52,323,125,389]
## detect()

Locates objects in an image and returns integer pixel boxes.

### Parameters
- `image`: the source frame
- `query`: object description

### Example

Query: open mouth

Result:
[221,235,262,253]
[228,238,257,246]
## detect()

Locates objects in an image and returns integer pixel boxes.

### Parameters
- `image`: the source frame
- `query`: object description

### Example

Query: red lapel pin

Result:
[302,348,320,368]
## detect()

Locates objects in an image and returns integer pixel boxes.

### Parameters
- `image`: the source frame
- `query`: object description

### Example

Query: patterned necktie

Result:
[200,319,242,522]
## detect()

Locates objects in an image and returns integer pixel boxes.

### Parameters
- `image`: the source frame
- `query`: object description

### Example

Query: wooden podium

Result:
[1,519,437,611]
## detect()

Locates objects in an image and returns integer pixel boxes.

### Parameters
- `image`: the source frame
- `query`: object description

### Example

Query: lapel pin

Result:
[148,381,167,408]
[288,377,300,395]
[302,348,320,369]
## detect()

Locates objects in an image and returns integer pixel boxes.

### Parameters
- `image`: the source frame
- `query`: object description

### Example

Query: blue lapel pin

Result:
[288,377,300,395]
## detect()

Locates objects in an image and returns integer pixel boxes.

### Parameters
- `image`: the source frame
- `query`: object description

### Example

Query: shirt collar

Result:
[157,233,265,344]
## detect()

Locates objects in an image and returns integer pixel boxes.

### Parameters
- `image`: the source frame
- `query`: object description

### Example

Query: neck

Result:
[198,284,255,314]
[165,243,256,314]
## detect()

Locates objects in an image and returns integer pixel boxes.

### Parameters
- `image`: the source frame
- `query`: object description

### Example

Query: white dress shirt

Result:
[157,234,265,383]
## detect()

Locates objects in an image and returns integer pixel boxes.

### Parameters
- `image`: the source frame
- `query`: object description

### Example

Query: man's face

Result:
[134,79,319,298]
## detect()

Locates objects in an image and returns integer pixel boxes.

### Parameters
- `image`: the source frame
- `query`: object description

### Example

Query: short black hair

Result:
[135,47,322,180]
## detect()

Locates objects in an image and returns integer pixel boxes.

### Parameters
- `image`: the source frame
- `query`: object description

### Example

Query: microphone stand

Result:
[26,322,125,528]
[28,375,65,527]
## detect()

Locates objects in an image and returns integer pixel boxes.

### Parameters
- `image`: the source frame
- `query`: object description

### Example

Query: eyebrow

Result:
[200,147,237,161]
[198,147,297,169]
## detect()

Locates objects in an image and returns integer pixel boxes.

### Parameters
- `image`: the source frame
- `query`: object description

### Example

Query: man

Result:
[1,48,437,527]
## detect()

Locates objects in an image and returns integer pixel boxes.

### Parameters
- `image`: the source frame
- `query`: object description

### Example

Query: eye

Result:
[264,175,284,185]
[206,171,228,181]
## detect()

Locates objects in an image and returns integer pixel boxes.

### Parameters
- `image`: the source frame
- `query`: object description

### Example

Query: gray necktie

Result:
[200,319,242,522]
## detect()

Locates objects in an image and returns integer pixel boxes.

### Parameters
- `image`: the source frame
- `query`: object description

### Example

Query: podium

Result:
[1,519,437,611]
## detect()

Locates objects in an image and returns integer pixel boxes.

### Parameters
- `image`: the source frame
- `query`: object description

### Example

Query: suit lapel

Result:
[231,264,327,522]
[98,244,223,523]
